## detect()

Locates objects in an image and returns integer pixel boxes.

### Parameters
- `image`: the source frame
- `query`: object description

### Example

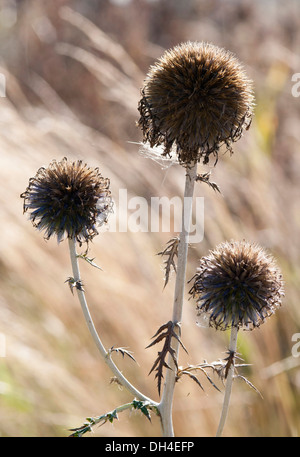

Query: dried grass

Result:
[0,0,299,437]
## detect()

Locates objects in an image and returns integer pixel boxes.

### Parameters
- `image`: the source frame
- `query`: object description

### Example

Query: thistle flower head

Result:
[189,240,284,330]
[138,41,254,166]
[21,157,113,244]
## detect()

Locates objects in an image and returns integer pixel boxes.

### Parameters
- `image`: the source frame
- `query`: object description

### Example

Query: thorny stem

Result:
[68,238,157,406]
[158,162,198,437]
[216,325,239,437]
[71,401,134,436]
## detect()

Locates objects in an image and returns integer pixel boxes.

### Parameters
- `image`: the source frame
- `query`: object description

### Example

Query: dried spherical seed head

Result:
[138,41,254,166]
[189,240,284,330]
[21,157,113,244]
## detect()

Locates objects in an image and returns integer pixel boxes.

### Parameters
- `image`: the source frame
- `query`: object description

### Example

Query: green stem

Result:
[70,401,136,436]
[158,162,198,437]
[216,325,239,437]
[68,237,157,405]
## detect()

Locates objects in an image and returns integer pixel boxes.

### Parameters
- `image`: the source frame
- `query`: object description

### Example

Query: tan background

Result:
[0,0,299,437]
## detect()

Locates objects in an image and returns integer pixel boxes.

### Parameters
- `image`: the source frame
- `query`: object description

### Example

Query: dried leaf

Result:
[177,364,221,392]
[109,346,136,363]
[146,321,187,395]
[77,252,103,270]
[195,171,221,193]
[223,351,245,379]
[109,376,123,387]
[157,237,179,289]
[237,375,263,398]
[65,277,84,294]
[177,352,261,396]
[223,350,236,379]
[178,370,205,391]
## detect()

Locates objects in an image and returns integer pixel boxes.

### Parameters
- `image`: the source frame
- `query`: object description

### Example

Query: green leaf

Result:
[132,400,152,422]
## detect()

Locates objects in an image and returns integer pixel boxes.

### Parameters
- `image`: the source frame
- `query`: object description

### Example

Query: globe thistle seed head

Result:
[138,41,254,166]
[21,157,113,244]
[189,240,284,330]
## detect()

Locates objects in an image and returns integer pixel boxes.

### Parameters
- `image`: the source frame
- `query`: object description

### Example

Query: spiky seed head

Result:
[21,157,113,244]
[138,41,254,166]
[189,240,284,330]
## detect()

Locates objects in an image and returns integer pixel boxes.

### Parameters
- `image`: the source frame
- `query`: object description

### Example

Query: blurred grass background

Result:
[0,0,299,437]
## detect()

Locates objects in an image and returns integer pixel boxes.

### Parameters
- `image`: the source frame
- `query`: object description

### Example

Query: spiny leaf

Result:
[109,376,123,387]
[109,346,136,363]
[69,410,118,437]
[177,354,260,395]
[223,351,244,379]
[178,370,205,391]
[132,400,152,422]
[65,277,84,295]
[146,321,187,396]
[177,363,221,392]
[157,237,179,289]
[77,252,103,270]
[237,375,263,398]
[195,171,221,193]
[107,409,118,423]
